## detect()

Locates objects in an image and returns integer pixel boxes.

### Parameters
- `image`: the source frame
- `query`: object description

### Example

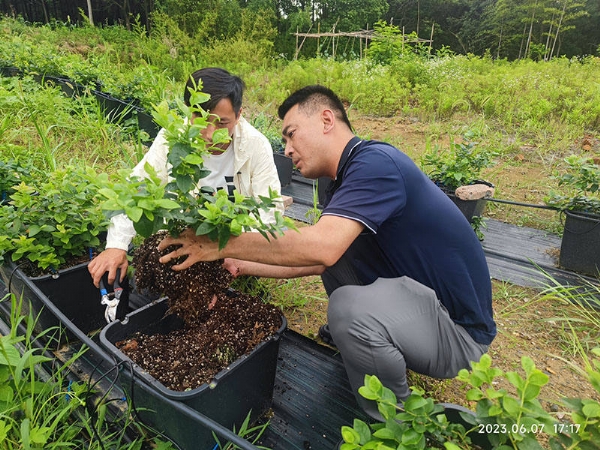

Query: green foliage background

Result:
[1,14,599,236]
[1,0,599,60]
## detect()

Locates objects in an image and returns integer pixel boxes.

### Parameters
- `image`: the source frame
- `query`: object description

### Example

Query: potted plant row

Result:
[0,164,128,342]
[29,69,161,139]
[421,132,496,238]
[545,154,600,277]
[93,86,295,448]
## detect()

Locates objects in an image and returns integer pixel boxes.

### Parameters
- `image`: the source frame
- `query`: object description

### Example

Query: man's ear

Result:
[322,109,335,133]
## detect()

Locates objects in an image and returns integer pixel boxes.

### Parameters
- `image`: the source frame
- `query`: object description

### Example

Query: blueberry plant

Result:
[340,351,600,449]
[421,131,497,192]
[545,155,600,216]
[0,158,36,203]
[0,166,109,273]
[97,84,294,249]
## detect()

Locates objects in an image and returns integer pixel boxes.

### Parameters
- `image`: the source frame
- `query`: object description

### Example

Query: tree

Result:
[543,0,589,60]
[86,0,94,25]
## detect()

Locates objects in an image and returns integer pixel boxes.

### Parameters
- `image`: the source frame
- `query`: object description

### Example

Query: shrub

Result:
[340,350,600,449]
[421,131,497,191]
[0,166,109,273]
[545,155,600,215]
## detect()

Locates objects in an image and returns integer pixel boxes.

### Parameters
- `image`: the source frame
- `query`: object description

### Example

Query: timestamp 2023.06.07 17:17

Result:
[477,423,581,435]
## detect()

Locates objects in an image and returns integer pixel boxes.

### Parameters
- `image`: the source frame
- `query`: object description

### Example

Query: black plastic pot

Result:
[100,297,286,450]
[559,210,600,276]
[33,74,68,88]
[273,152,294,187]
[0,261,128,342]
[438,180,494,223]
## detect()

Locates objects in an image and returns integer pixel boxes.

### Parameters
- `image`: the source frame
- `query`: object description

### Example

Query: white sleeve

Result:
[105,213,136,251]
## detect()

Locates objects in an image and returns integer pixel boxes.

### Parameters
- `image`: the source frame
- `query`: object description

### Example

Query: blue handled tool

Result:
[99,269,123,323]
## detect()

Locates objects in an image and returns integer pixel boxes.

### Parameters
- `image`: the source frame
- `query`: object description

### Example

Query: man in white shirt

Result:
[88,67,284,289]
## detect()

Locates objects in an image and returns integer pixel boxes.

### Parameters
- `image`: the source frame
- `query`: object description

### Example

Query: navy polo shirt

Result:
[322,137,496,345]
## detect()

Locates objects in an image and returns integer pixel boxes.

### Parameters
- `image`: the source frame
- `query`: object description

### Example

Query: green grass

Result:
[0,293,175,449]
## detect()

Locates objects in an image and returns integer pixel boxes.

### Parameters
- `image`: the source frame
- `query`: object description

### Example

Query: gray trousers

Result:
[327,276,488,421]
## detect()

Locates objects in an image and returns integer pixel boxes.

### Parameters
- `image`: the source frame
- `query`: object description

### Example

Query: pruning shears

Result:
[99,269,123,323]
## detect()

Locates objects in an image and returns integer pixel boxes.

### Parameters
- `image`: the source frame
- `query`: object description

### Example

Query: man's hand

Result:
[222,258,242,277]
[88,248,129,288]
[157,229,221,270]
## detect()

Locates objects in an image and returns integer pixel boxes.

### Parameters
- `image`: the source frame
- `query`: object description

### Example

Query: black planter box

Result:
[0,261,128,342]
[273,152,293,187]
[93,91,137,123]
[57,78,85,98]
[135,109,160,139]
[559,210,600,277]
[0,66,21,77]
[0,287,266,450]
[100,297,286,449]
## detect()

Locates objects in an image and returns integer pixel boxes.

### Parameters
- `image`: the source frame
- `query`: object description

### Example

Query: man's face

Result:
[281,105,323,179]
[194,97,240,152]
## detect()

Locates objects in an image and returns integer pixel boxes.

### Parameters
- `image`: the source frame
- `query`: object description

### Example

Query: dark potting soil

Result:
[18,253,96,278]
[116,231,283,391]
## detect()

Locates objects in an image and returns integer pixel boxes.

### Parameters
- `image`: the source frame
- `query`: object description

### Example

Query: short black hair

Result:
[184,67,245,115]
[277,85,353,130]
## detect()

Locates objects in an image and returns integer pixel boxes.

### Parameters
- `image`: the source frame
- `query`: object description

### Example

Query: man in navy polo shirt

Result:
[157,85,496,420]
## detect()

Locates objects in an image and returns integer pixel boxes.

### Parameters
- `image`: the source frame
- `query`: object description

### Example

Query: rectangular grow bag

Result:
[0,261,128,341]
[559,210,600,277]
[273,152,293,187]
[100,297,286,450]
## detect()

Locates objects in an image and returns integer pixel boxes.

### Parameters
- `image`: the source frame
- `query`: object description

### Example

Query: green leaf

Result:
[582,401,600,418]
[444,443,462,450]
[126,206,144,223]
[0,336,21,366]
[0,385,14,403]
[29,425,51,445]
[404,395,428,411]
[155,198,181,210]
[218,227,231,250]
[185,152,204,165]
[466,388,484,401]
[134,215,159,238]
[341,426,360,444]
[195,221,216,236]
[503,396,522,416]
[400,428,423,445]
[368,375,383,397]
[0,420,12,443]
[354,419,372,444]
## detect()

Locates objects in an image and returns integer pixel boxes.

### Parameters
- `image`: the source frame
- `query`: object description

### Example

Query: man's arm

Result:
[223,258,325,278]
[158,215,363,271]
